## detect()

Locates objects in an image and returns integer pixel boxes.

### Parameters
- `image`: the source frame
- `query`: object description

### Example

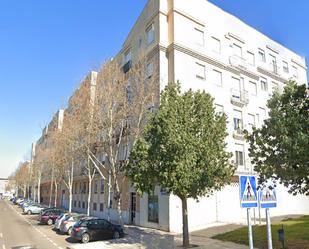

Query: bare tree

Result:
[13,162,30,198]
[88,52,159,223]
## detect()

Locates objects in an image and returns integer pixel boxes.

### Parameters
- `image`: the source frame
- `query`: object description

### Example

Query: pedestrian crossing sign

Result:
[239,175,258,208]
[259,185,277,209]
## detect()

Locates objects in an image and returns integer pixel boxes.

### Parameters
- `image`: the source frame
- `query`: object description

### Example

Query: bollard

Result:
[277,224,285,249]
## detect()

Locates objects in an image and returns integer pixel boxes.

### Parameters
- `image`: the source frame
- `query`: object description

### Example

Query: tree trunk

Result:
[181,197,190,248]
[116,195,123,225]
[69,185,72,212]
[68,159,74,212]
[38,176,41,204]
[54,181,58,207]
[33,187,36,202]
[107,170,111,221]
[49,168,54,207]
[23,185,27,198]
[114,180,123,225]
[87,177,92,216]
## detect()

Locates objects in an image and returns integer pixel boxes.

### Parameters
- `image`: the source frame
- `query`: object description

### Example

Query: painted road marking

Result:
[0,233,3,238]
[4,201,62,249]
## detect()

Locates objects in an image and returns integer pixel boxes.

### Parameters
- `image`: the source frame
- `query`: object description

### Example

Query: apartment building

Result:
[33,0,308,233]
[38,109,64,205]
[112,0,309,232]
[0,178,9,195]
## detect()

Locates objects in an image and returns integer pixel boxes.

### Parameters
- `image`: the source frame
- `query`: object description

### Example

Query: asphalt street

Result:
[0,199,75,249]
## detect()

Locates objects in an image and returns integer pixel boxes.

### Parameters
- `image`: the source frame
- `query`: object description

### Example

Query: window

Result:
[233,43,242,58]
[231,77,241,99]
[148,195,159,223]
[75,183,77,194]
[94,180,98,194]
[100,179,104,194]
[259,107,267,121]
[124,49,131,64]
[82,182,87,194]
[292,66,298,78]
[196,63,206,79]
[247,114,256,131]
[100,203,104,212]
[146,62,154,79]
[138,37,142,48]
[215,104,224,114]
[109,192,113,208]
[261,77,268,91]
[210,37,221,54]
[249,81,257,96]
[146,23,155,45]
[194,28,204,46]
[283,61,289,73]
[93,203,97,211]
[269,54,277,73]
[78,201,81,208]
[74,201,77,207]
[233,110,243,132]
[247,51,255,66]
[82,202,85,209]
[258,48,266,62]
[271,81,279,93]
[235,144,245,167]
[212,70,222,86]
[79,183,82,194]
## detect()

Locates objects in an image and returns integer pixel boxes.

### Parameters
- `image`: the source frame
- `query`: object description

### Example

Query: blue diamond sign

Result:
[239,175,258,208]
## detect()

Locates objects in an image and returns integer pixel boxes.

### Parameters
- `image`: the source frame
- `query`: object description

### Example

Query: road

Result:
[0,199,75,249]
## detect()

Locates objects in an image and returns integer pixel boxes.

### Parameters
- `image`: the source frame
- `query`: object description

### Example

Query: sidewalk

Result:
[68,223,254,249]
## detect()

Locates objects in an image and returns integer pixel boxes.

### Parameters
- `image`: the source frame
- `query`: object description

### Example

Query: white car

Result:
[24,204,45,215]
[54,213,71,230]
[60,214,87,235]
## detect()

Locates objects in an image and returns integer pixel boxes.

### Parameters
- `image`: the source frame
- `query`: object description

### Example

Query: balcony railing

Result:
[231,89,249,107]
[233,128,245,140]
[229,55,251,70]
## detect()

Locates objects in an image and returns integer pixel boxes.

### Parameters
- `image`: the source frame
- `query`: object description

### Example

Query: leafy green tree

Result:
[246,81,309,195]
[126,82,235,247]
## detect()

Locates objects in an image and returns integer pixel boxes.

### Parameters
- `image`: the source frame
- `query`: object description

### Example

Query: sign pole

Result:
[266,208,273,249]
[247,208,254,249]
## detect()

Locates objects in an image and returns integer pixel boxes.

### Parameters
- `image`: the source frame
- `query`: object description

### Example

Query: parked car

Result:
[39,209,63,225]
[54,213,73,230]
[71,218,124,243]
[21,200,35,209]
[23,204,45,215]
[15,198,24,205]
[60,214,87,235]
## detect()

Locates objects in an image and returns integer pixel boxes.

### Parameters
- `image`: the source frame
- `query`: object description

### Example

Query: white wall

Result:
[139,186,170,231]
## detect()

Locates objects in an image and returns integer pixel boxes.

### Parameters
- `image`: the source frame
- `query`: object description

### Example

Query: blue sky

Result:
[0,0,308,178]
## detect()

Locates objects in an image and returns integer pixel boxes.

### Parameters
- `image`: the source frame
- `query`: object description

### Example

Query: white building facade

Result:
[116,0,309,233]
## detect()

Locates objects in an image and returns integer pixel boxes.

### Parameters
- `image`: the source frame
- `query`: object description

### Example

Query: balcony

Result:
[229,55,250,70]
[270,63,280,75]
[233,128,245,141]
[231,89,249,107]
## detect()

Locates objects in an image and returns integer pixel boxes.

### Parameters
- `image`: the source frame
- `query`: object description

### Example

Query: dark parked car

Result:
[39,209,63,225]
[71,218,124,243]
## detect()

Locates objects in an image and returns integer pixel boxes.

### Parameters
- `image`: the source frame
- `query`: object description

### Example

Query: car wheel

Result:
[27,210,32,215]
[113,231,120,239]
[81,233,90,244]
[67,227,73,236]
[47,219,53,225]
